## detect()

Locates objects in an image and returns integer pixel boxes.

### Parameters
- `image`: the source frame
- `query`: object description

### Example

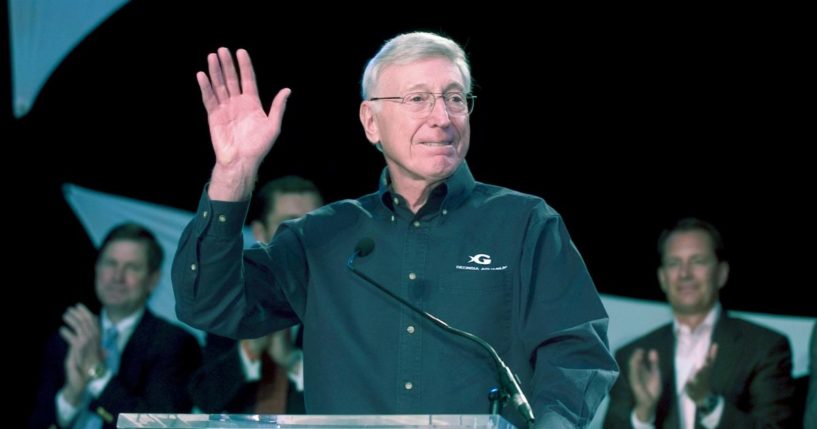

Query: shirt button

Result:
[406,325,415,334]
[413,221,420,227]
[442,209,448,216]
[202,210,209,218]
[190,263,197,271]
[390,215,395,222]
[404,382,413,390]
[393,197,399,205]
[218,214,227,223]
[408,272,416,280]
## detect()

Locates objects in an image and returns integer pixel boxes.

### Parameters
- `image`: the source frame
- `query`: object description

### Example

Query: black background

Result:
[4,2,813,425]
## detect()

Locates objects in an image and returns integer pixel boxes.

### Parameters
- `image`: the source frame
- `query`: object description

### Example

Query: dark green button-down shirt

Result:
[173,162,618,428]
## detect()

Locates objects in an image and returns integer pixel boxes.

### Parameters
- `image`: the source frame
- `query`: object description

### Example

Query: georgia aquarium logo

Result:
[468,254,492,265]
[456,253,507,271]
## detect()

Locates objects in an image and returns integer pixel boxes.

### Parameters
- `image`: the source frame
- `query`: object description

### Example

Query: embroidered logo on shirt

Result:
[468,254,492,265]
[456,254,508,271]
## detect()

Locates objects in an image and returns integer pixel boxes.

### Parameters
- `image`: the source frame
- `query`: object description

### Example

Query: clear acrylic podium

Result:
[117,414,517,429]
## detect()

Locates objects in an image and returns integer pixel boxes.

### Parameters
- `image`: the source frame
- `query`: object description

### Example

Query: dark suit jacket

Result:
[804,321,817,429]
[29,310,202,429]
[604,312,795,429]
[189,334,305,414]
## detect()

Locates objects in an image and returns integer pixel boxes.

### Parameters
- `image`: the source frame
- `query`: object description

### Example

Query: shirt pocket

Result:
[429,269,513,355]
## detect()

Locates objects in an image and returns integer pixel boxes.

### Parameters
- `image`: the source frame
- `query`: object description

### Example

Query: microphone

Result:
[346,238,535,425]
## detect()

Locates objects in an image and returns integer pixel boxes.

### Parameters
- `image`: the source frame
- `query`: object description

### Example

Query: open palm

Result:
[198,48,290,177]
[629,348,662,419]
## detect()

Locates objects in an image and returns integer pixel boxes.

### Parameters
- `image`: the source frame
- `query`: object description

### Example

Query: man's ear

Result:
[147,270,161,293]
[657,266,669,294]
[359,101,381,145]
[716,261,730,289]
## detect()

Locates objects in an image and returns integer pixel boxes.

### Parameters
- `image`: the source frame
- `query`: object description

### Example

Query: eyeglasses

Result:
[369,91,476,117]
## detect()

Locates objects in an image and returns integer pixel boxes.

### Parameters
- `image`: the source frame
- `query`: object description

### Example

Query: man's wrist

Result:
[696,393,720,416]
[634,405,656,423]
[209,165,257,201]
[87,362,108,380]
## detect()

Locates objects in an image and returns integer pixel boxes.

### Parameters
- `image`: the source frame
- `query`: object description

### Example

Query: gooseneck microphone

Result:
[346,238,535,425]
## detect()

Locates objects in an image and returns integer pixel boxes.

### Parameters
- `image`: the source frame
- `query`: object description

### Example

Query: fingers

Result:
[268,88,292,125]
[647,349,659,367]
[695,343,718,375]
[629,348,661,389]
[628,347,662,413]
[202,48,251,102]
[197,71,218,113]
[242,335,273,360]
[236,49,258,97]
[198,48,265,114]
[61,304,101,359]
[691,343,718,382]
[707,342,718,363]
[207,51,230,103]
[218,47,242,97]
[268,329,293,366]
[685,344,718,400]
[59,326,77,345]
[628,348,647,392]
[62,304,99,339]
[628,348,645,374]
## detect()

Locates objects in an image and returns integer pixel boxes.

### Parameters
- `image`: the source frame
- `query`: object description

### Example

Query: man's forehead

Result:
[379,58,464,90]
[100,239,148,259]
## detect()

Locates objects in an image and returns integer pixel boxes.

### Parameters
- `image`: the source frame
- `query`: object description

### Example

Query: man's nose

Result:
[678,261,693,278]
[426,96,452,126]
[113,266,127,281]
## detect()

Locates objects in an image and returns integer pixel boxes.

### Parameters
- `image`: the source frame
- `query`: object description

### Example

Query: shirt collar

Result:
[378,161,476,214]
[101,306,145,348]
[673,303,720,337]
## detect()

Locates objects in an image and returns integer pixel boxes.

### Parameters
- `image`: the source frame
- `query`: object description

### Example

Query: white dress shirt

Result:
[630,304,724,429]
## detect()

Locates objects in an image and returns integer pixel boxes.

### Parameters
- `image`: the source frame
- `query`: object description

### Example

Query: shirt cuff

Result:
[56,389,80,427]
[287,350,304,392]
[698,395,724,429]
[196,185,251,238]
[238,343,262,381]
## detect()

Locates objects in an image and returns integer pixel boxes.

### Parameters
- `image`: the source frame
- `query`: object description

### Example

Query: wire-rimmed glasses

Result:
[369,91,476,117]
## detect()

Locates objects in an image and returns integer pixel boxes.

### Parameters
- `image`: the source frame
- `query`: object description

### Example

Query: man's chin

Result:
[426,157,462,176]
[102,300,135,311]
[673,303,708,314]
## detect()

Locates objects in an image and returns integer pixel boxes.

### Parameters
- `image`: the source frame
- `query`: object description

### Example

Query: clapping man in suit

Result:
[30,223,201,429]
[604,218,795,429]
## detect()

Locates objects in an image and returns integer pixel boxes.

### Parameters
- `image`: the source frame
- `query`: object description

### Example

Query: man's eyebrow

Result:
[402,82,465,92]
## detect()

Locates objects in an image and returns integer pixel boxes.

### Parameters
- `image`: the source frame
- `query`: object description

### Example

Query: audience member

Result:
[30,223,201,429]
[804,321,816,429]
[189,176,322,414]
[604,217,795,428]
